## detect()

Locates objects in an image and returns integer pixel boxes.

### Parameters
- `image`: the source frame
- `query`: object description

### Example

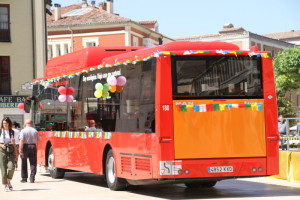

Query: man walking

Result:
[19,119,39,183]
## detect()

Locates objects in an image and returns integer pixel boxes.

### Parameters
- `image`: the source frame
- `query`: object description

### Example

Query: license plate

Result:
[208,166,233,173]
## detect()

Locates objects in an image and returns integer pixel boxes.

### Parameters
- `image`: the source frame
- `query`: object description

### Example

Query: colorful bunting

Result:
[53,131,111,140]
[32,49,272,86]
[177,103,263,113]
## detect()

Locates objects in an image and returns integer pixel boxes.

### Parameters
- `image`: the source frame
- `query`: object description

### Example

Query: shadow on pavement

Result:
[41,172,107,187]
[14,189,50,192]
[40,172,300,199]
[127,179,300,199]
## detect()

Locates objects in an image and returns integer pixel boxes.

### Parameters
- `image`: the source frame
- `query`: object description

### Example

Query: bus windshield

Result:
[172,56,263,99]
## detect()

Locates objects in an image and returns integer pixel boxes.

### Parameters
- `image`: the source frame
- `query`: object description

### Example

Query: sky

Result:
[52,0,300,38]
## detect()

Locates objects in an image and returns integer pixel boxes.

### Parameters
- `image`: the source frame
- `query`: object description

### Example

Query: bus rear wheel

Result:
[48,147,65,179]
[105,149,127,190]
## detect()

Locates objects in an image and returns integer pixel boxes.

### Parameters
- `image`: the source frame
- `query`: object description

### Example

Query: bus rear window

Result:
[172,56,263,99]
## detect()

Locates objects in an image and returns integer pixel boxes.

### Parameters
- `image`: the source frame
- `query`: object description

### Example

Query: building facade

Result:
[0,0,50,125]
[263,30,300,46]
[47,0,173,59]
[176,23,295,55]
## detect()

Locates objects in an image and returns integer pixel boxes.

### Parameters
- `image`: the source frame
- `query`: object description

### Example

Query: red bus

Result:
[31,41,279,190]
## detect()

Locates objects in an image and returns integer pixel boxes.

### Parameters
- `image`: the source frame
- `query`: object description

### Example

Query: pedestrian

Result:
[0,117,18,192]
[278,115,287,150]
[85,120,103,132]
[12,121,20,170]
[296,120,300,136]
[19,119,40,183]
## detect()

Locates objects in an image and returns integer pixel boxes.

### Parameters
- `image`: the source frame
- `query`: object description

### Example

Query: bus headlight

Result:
[252,167,257,173]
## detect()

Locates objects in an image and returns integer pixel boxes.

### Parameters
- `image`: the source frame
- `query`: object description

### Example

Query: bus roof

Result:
[36,41,249,83]
[102,41,240,65]
[45,46,145,77]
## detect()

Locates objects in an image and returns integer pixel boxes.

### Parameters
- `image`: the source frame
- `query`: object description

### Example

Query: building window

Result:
[56,44,61,57]
[63,43,69,55]
[0,56,11,94]
[133,36,139,46]
[86,42,96,47]
[257,43,261,51]
[82,37,99,48]
[48,45,53,59]
[0,4,10,42]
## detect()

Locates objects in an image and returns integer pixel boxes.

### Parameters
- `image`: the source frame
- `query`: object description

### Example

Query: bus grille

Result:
[121,156,131,173]
[135,158,151,172]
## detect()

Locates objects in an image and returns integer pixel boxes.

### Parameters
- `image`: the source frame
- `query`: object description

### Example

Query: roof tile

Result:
[47,4,131,27]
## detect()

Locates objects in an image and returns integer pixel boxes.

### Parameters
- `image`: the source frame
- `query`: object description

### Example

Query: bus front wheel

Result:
[105,149,127,190]
[48,147,65,179]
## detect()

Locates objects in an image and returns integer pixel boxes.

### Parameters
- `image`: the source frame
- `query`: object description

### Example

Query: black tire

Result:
[48,147,65,179]
[184,182,204,188]
[105,149,127,190]
[202,181,217,188]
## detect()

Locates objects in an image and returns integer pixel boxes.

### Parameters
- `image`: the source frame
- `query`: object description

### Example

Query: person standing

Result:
[278,115,287,150]
[19,119,39,183]
[0,117,18,192]
[12,121,20,170]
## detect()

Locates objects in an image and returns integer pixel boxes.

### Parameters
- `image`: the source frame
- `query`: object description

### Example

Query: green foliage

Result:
[274,46,300,118]
[274,46,300,94]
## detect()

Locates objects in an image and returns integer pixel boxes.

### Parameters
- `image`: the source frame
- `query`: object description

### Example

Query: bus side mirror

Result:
[24,100,31,113]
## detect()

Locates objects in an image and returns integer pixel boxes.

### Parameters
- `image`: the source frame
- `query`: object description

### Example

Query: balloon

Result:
[117,76,126,86]
[103,83,110,92]
[39,104,43,110]
[18,103,24,110]
[58,95,66,102]
[109,85,116,93]
[95,83,103,91]
[94,91,102,98]
[66,95,74,102]
[116,86,123,93]
[58,86,67,95]
[102,91,109,98]
[107,76,117,85]
[66,87,74,95]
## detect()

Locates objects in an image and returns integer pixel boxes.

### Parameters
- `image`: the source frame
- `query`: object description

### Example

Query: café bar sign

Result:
[0,96,27,108]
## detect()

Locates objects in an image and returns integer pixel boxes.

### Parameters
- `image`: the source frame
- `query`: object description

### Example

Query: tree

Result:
[273,46,300,118]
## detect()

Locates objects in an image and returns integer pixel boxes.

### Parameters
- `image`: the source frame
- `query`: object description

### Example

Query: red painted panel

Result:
[45,46,145,78]
[262,58,279,175]
[155,55,175,178]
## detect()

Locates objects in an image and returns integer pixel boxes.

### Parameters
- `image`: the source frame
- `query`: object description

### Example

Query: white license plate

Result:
[208,166,233,173]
